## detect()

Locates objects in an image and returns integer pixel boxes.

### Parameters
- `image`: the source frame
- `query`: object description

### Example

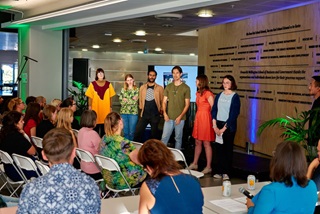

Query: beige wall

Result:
[198,3,320,155]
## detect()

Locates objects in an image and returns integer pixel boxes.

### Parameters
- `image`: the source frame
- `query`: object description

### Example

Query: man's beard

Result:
[148,78,155,83]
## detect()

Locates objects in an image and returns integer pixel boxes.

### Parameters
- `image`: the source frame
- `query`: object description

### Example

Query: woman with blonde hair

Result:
[99,112,146,190]
[7,97,25,113]
[119,74,139,140]
[50,99,62,112]
[56,108,77,146]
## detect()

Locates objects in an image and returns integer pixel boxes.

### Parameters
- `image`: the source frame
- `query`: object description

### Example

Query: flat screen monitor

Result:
[148,65,204,102]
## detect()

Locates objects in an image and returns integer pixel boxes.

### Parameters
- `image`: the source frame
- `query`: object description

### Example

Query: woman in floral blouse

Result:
[119,74,139,140]
[100,112,146,190]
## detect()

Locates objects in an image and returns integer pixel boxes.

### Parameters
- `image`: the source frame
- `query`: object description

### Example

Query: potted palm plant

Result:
[68,80,88,117]
[258,108,320,161]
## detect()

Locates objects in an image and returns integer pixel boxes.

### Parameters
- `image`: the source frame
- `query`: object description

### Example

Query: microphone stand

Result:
[12,56,32,97]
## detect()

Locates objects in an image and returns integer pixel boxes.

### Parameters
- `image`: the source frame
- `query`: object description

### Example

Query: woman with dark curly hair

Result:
[0,111,37,181]
[246,141,317,214]
[138,139,203,214]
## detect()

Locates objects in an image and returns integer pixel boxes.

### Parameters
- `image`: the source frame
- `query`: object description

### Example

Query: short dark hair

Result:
[138,139,181,180]
[312,76,320,87]
[43,128,74,163]
[270,141,308,187]
[219,75,237,90]
[80,110,97,128]
[95,68,105,81]
[148,70,157,76]
[25,96,36,105]
[60,97,73,108]
[171,66,183,73]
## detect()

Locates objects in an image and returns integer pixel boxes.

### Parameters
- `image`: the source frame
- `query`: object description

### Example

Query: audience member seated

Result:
[78,110,102,180]
[56,108,77,147]
[17,128,101,213]
[0,111,37,181]
[100,112,146,190]
[36,96,46,120]
[25,96,36,106]
[50,98,62,112]
[23,103,41,139]
[246,141,317,214]
[60,97,80,129]
[0,194,19,208]
[307,140,320,190]
[138,139,204,214]
[36,105,57,138]
[7,98,25,113]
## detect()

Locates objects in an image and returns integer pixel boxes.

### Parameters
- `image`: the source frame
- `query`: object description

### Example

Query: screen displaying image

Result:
[153,65,199,102]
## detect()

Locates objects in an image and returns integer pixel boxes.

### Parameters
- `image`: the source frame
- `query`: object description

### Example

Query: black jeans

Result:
[133,114,160,143]
[213,120,235,175]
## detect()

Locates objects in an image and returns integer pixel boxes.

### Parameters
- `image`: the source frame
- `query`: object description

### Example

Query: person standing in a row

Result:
[119,74,139,141]
[86,68,116,137]
[212,75,240,180]
[188,74,215,174]
[161,66,190,150]
[134,70,164,142]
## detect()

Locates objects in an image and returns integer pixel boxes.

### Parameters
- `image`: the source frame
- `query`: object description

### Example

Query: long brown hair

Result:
[56,108,73,130]
[138,139,181,180]
[270,141,308,187]
[104,112,121,136]
[124,74,137,90]
[196,74,211,96]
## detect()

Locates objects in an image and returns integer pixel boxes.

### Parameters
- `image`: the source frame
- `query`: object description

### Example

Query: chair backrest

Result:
[31,136,43,149]
[35,160,50,175]
[76,148,95,163]
[12,154,41,181]
[94,154,132,189]
[131,141,143,150]
[169,148,192,174]
[0,150,15,165]
[72,129,79,139]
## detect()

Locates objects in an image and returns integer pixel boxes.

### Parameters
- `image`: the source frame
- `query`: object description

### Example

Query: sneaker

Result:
[213,174,222,179]
[201,167,212,174]
[187,163,198,170]
[222,174,230,180]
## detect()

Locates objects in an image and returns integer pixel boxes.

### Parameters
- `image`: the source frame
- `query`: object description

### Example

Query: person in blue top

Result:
[211,75,240,180]
[246,141,317,214]
[138,139,203,214]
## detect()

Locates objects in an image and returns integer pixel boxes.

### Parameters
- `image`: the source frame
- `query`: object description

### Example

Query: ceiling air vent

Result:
[154,13,182,21]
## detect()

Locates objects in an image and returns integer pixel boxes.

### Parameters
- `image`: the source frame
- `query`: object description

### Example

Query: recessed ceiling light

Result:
[189,53,195,56]
[155,47,162,51]
[92,45,100,48]
[113,38,122,43]
[154,13,183,20]
[198,10,214,18]
[135,30,146,36]
[82,49,88,51]
[104,32,112,36]
[137,51,144,54]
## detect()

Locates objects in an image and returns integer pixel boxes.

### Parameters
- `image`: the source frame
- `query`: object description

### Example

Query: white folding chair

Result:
[0,150,25,196]
[169,148,204,178]
[12,153,41,183]
[31,136,43,149]
[72,129,79,139]
[35,160,50,175]
[94,154,137,198]
[75,148,102,183]
[131,141,143,150]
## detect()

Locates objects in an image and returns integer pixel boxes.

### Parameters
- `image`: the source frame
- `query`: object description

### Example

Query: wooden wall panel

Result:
[199,3,320,155]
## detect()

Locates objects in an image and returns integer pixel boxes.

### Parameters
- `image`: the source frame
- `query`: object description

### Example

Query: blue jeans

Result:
[121,114,138,141]
[161,119,185,150]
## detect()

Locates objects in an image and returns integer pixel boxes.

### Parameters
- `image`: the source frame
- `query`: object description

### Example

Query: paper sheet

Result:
[215,133,223,144]
[209,198,247,212]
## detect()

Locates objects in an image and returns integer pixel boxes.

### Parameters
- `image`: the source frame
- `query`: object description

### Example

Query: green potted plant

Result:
[68,80,88,118]
[258,108,320,161]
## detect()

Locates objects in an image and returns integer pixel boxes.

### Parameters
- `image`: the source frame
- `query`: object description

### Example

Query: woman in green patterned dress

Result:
[119,74,139,141]
[100,112,147,190]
